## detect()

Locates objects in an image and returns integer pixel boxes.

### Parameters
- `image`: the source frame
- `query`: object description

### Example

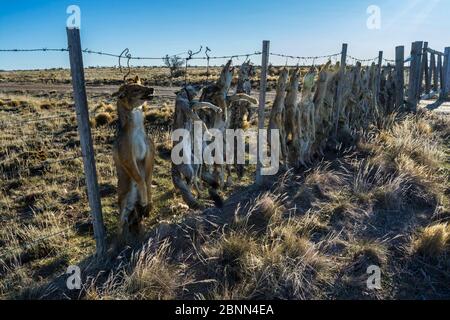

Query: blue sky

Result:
[0,0,448,70]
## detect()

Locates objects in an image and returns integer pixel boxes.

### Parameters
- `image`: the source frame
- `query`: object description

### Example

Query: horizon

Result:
[0,0,448,70]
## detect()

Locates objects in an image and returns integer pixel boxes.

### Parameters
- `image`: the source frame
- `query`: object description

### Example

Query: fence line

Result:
[0,155,83,179]
[269,52,341,61]
[1,35,449,260]
[0,113,74,126]
[0,218,92,260]
[347,54,379,63]
[0,47,261,62]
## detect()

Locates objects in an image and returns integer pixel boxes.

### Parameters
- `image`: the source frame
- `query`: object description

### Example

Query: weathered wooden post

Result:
[395,46,405,109]
[407,41,423,111]
[256,40,270,186]
[438,54,443,94]
[67,27,107,258]
[421,42,430,94]
[334,43,347,138]
[441,47,450,100]
[430,53,437,92]
[377,50,383,95]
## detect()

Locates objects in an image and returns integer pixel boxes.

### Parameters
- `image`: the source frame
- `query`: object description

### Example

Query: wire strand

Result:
[269,52,341,60]
[0,47,262,61]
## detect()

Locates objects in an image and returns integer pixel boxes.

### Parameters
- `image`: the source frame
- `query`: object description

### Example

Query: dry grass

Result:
[145,105,173,126]
[0,87,255,299]
[234,192,284,233]
[94,112,113,127]
[84,241,189,300]
[0,75,449,299]
[362,115,446,208]
[204,219,333,299]
[412,223,450,258]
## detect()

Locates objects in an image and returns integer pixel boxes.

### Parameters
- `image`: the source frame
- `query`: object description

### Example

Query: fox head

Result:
[113,76,154,110]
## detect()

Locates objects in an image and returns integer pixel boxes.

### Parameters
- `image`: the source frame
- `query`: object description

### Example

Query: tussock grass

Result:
[202,231,257,285]
[234,192,285,232]
[85,241,188,300]
[94,112,113,127]
[295,165,346,208]
[347,240,388,268]
[206,226,333,300]
[351,160,407,210]
[360,115,446,208]
[39,102,56,110]
[145,106,173,126]
[412,223,450,258]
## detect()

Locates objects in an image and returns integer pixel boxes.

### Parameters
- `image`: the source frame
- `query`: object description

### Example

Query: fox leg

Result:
[120,157,148,207]
[172,164,202,209]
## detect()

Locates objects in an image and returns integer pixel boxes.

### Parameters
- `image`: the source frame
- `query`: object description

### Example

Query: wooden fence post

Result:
[441,47,450,100]
[407,41,423,111]
[438,54,443,95]
[66,27,107,258]
[377,50,383,95]
[421,42,430,94]
[430,53,437,92]
[256,40,270,186]
[395,46,405,109]
[334,43,347,138]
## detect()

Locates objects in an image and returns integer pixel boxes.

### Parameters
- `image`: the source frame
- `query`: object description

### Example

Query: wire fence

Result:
[0,46,400,69]
[0,217,92,260]
[0,47,262,63]
[0,40,444,259]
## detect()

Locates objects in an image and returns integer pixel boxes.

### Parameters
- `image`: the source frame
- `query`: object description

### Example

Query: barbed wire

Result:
[0,47,183,60]
[0,217,92,259]
[0,126,171,147]
[0,46,433,69]
[0,47,262,62]
[0,48,69,53]
[190,51,262,61]
[1,155,83,179]
[0,113,74,126]
[347,55,379,63]
[0,124,79,135]
[269,52,341,60]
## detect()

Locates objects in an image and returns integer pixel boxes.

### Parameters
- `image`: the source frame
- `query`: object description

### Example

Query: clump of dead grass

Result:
[235,193,285,232]
[351,160,407,210]
[85,241,187,300]
[412,223,450,258]
[295,164,346,208]
[202,231,257,285]
[94,112,113,127]
[209,228,333,299]
[94,101,114,114]
[145,105,173,126]
[39,102,55,110]
[0,260,56,299]
[361,115,446,207]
